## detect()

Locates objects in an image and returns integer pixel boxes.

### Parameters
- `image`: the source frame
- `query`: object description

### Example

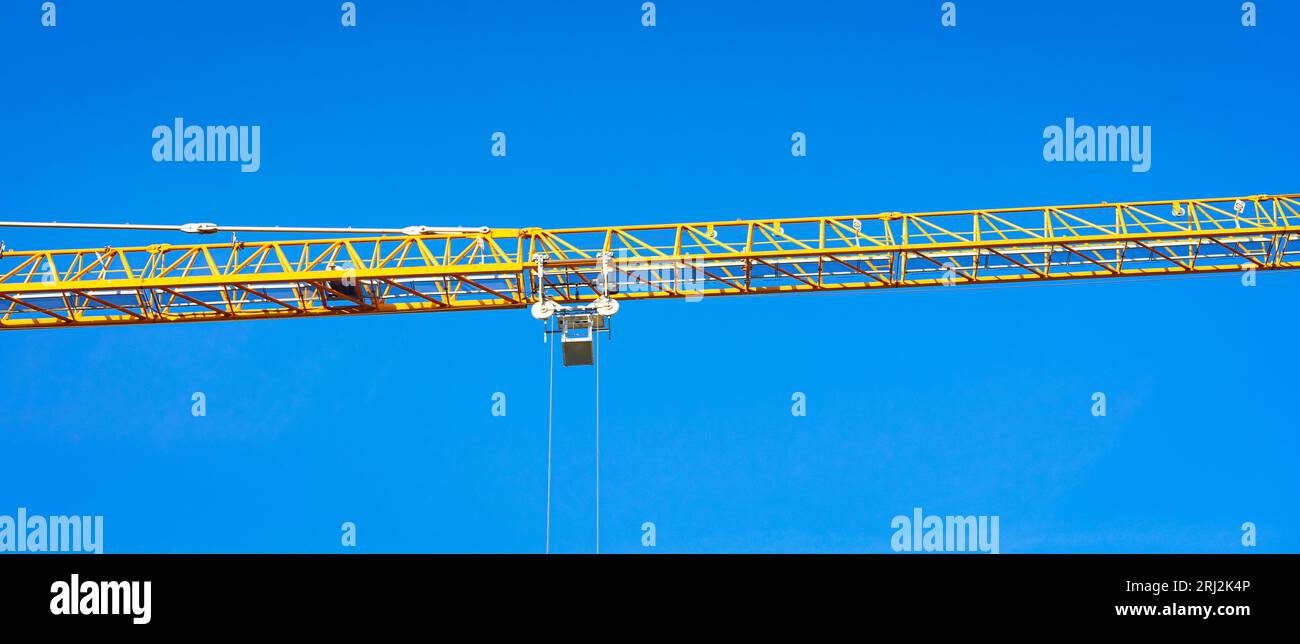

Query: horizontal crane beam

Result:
[0,194,1296,329]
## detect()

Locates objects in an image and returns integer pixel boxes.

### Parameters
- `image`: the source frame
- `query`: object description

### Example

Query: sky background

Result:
[0,0,1296,553]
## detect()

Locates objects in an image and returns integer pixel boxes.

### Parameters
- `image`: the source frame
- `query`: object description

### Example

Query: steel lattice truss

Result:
[1,194,1297,329]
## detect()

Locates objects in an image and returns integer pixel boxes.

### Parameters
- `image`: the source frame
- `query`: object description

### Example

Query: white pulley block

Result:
[530,300,559,320]
[594,297,619,317]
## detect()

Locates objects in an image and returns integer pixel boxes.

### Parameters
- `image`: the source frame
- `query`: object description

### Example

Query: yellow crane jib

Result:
[0,194,1296,331]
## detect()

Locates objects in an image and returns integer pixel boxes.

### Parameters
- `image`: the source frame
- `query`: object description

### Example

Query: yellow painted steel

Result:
[1,194,1297,329]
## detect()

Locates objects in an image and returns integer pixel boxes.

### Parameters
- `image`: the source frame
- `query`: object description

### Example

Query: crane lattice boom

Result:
[1,194,1297,330]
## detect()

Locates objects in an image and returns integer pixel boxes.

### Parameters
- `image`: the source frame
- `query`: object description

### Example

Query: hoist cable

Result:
[545,327,555,555]
[595,332,601,555]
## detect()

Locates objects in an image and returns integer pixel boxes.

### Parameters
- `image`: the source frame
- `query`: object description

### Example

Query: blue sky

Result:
[0,0,1295,553]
